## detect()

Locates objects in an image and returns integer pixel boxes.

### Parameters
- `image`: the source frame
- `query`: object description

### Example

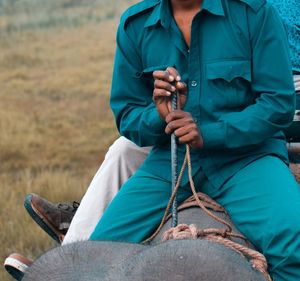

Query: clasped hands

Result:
[153,67,203,150]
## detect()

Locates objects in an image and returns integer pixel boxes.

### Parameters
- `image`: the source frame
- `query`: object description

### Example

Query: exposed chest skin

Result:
[171,0,202,47]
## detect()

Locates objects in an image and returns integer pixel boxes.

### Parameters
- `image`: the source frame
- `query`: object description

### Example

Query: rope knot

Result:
[218,229,228,238]
[196,229,205,238]
[162,224,198,241]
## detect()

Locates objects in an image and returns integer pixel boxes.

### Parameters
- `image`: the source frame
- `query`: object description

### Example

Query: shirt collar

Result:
[202,0,225,16]
[144,0,172,29]
[202,0,225,17]
[144,0,225,29]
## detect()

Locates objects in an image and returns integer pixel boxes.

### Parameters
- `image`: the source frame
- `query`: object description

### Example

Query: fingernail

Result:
[166,91,171,96]
[176,76,181,81]
[171,86,176,91]
[169,76,174,81]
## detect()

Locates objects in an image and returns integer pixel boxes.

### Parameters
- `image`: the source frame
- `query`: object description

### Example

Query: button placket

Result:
[186,13,201,112]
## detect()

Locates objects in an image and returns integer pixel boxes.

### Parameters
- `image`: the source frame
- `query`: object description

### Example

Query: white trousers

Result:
[62,137,151,244]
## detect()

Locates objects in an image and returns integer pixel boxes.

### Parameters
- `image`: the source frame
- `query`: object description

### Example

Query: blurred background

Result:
[0,0,134,279]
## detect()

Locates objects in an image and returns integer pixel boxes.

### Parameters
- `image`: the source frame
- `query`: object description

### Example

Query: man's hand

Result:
[165,110,203,150]
[153,67,187,120]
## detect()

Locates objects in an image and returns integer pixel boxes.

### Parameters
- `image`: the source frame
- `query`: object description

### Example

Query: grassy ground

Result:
[0,1,134,279]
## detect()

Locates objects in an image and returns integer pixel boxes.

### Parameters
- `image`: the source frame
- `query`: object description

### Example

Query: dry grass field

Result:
[0,1,134,279]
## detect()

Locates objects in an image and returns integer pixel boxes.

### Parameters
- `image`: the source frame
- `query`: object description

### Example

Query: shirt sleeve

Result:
[200,3,295,150]
[110,22,167,147]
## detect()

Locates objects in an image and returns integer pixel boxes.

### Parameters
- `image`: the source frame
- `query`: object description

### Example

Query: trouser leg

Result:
[63,137,151,245]
[204,156,300,281]
[89,169,195,243]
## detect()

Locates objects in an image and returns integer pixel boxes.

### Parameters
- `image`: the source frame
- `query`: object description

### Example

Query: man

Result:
[4,0,300,280]
[23,0,300,247]
[87,1,300,280]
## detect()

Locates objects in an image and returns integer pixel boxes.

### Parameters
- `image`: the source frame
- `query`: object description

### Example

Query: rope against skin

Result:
[143,145,272,281]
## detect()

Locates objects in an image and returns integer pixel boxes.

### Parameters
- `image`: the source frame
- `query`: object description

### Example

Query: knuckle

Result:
[169,111,175,118]
[168,114,174,122]
[192,131,198,138]
[185,117,192,123]
[176,81,183,88]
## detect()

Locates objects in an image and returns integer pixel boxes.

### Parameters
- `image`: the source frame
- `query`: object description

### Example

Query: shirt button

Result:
[191,80,198,87]
[194,118,198,123]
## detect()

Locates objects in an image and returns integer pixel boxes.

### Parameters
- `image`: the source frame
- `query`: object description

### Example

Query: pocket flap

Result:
[135,65,173,78]
[206,60,251,82]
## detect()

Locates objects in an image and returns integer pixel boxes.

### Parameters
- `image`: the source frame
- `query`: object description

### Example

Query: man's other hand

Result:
[153,67,187,120]
[165,110,203,150]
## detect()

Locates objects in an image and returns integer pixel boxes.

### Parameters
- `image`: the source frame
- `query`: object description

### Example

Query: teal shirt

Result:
[110,0,295,187]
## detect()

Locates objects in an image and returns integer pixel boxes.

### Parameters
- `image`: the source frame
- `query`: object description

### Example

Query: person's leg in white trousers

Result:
[62,137,151,245]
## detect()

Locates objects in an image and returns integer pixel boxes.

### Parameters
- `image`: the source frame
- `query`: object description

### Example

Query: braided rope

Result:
[178,192,224,213]
[143,144,272,281]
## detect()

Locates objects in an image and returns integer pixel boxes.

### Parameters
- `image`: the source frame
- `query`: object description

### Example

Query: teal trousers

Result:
[90,156,300,281]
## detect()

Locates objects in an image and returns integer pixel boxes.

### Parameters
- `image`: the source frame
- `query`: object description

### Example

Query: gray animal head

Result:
[23,207,266,281]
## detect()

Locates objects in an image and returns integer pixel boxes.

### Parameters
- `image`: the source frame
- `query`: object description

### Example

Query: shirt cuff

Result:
[144,106,166,134]
[200,122,226,150]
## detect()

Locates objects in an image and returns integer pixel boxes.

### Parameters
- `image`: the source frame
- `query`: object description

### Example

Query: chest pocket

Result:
[206,60,252,109]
